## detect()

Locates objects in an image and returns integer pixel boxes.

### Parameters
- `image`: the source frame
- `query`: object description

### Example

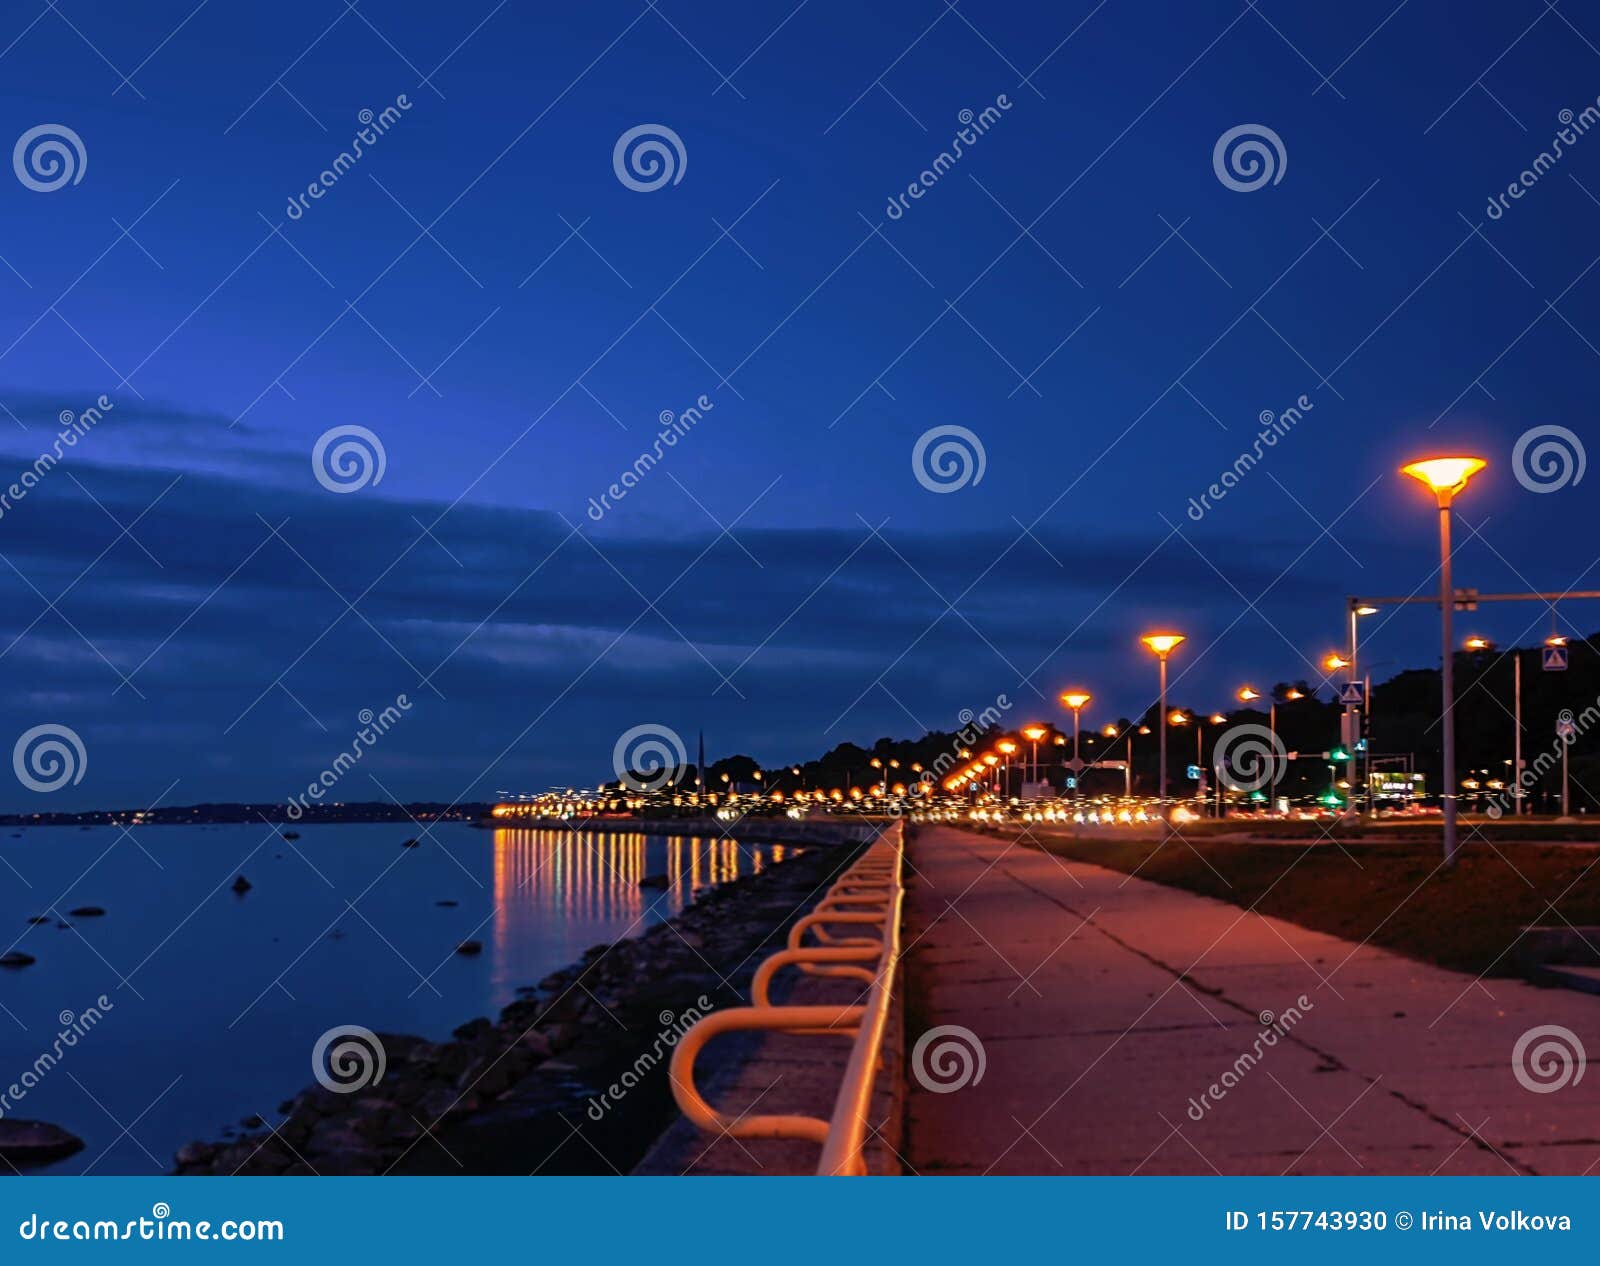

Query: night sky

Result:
[2,0,1597,808]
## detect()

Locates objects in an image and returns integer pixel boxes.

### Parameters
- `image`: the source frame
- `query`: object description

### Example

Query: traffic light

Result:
[1327,746,1351,762]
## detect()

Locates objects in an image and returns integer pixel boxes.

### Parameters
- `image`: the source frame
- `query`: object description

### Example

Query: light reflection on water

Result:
[486,827,784,1000]
[0,823,784,1174]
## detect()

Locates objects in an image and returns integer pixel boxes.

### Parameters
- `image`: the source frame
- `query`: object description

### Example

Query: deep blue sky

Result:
[2,0,1598,808]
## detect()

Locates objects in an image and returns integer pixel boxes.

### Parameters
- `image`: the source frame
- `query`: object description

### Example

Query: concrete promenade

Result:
[903,825,1600,1175]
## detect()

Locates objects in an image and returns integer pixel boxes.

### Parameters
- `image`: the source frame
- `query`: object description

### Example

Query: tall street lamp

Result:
[1401,455,1486,865]
[1140,634,1185,806]
[997,739,1019,799]
[1058,692,1091,806]
[1021,724,1048,792]
[1168,710,1203,806]
[1348,603,1378,814]
[1237,684,1278,802]
[1463,635,1523,817]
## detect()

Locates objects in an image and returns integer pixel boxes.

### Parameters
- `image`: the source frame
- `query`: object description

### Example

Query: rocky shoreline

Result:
[173,837,865,1175]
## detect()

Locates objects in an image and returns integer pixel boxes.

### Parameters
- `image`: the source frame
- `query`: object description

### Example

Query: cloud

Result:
[0,409,1349,808]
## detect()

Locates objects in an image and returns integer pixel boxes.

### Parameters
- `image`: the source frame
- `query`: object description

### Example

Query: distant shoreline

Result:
[0,802,494,828]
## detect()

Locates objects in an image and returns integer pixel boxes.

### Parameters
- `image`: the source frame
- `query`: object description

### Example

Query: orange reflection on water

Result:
[488,829,783,996]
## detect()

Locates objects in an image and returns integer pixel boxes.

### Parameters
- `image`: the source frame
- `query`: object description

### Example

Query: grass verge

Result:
[997,826,1600,977]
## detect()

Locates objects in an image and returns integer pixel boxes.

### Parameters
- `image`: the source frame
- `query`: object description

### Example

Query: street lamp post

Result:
[1140,634,1185,807]
[1209,713,1226,815]
[997,739,1018,800]
[1401,456,1487,865]
[1059,693,1091,807]
[1021,724,1048,793]
[1237,685,1277,808]
[1345,602,1378,813]
[1464,636,1518,819]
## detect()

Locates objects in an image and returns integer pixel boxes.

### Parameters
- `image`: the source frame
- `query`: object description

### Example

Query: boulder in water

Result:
[455,940,483,956]
[0,951,35,968]
[68,906,105,918]
[0,1120,83,1166]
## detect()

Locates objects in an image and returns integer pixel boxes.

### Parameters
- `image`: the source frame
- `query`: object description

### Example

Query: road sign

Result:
[1543,645,1569,671]
[1186,765,1201,781]
[1339,681,1365,706]
[1557,715,1577,740]
[1064,776,1077,790]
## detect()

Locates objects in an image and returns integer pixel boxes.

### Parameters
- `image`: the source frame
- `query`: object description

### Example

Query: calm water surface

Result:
[0,823,783,1173]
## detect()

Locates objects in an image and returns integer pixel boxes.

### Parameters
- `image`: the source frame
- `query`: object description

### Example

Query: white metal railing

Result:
[667,822,904,1175]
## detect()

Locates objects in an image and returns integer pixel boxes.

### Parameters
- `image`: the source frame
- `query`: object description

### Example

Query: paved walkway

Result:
[903,825,1600,1175]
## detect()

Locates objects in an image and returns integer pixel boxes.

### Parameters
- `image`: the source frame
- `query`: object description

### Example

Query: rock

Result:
[457,1056,514,1098]
[304,1122,367,1159]
[230,875,252,894]
[0,1120,84,1165]
[516,1030,552,1059]
[452,1017,493,1042]
[498,999,541,1029]
[639,873,670,889]
[455,940,483,956]
[0,951,35,968]
[542,1022,581,1052]
[417,1087,478,1122]
[175,1140,217,1167]
[68,906,104,917]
